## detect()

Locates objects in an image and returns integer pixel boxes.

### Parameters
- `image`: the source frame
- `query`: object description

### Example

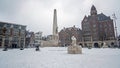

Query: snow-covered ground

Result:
[0,47,120,68]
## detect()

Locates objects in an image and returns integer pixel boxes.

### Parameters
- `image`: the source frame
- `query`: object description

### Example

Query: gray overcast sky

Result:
[0,0,120,36]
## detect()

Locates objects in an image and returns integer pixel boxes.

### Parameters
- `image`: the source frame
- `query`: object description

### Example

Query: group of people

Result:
[2,43,40,51]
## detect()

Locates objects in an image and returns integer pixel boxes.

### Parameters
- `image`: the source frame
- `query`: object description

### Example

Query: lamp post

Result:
[18,26,23,50]
[23,30,26,48]
[118,36,120,48]
[9,25,13,48]
[2,24,7,51]
[2,29,5,48]
[90,35,93,48]
[112,13,118,47]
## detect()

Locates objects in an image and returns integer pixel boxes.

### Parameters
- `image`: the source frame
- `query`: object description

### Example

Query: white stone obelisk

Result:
[53,9,58,41]
[41,9,59,47]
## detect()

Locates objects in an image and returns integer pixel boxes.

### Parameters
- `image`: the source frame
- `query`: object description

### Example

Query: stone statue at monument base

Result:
[102,42,108,48]
[68,36,82,54]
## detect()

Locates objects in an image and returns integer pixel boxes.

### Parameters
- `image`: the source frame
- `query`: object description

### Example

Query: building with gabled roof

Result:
[59,25,82,46]
[81,5,115,47]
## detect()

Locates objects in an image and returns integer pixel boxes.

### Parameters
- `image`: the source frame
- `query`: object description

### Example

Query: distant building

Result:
[81,5,115,47]
[59,26,82,46]
[25,31,35,47]
[0,21,26,48]
[46,35,53,41]
[34,31,42,45]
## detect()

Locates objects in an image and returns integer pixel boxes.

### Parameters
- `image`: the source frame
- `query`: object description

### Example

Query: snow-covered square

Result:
[0,47,120,68]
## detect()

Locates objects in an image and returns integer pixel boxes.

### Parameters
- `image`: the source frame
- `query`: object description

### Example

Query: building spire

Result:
[90,5,97,16]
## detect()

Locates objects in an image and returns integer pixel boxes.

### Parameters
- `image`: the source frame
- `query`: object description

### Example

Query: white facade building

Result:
[35,31,42,45]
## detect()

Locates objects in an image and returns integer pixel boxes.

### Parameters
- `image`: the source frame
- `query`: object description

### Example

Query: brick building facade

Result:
[59,26,82,46]
[82,5,115,42]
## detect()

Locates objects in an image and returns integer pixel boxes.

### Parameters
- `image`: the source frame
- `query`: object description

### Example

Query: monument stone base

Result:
[41,40,59,47]
[102,42,108,48]
[68,45,82,54]
[102,45,108,48]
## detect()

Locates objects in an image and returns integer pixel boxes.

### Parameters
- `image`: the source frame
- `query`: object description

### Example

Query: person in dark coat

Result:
[3,44,8,51]
[35,44,40,51]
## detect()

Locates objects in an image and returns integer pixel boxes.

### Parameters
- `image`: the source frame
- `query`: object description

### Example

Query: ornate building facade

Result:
[0,21,26,48]
[59,26,82,46]
[34,31,42,45]
[81,5,115,47]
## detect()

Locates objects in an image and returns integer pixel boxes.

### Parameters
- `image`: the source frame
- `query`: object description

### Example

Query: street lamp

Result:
[2,24,7,51]
[9,25,13,48]
[112,13,118,47]
[19,26,23,50]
